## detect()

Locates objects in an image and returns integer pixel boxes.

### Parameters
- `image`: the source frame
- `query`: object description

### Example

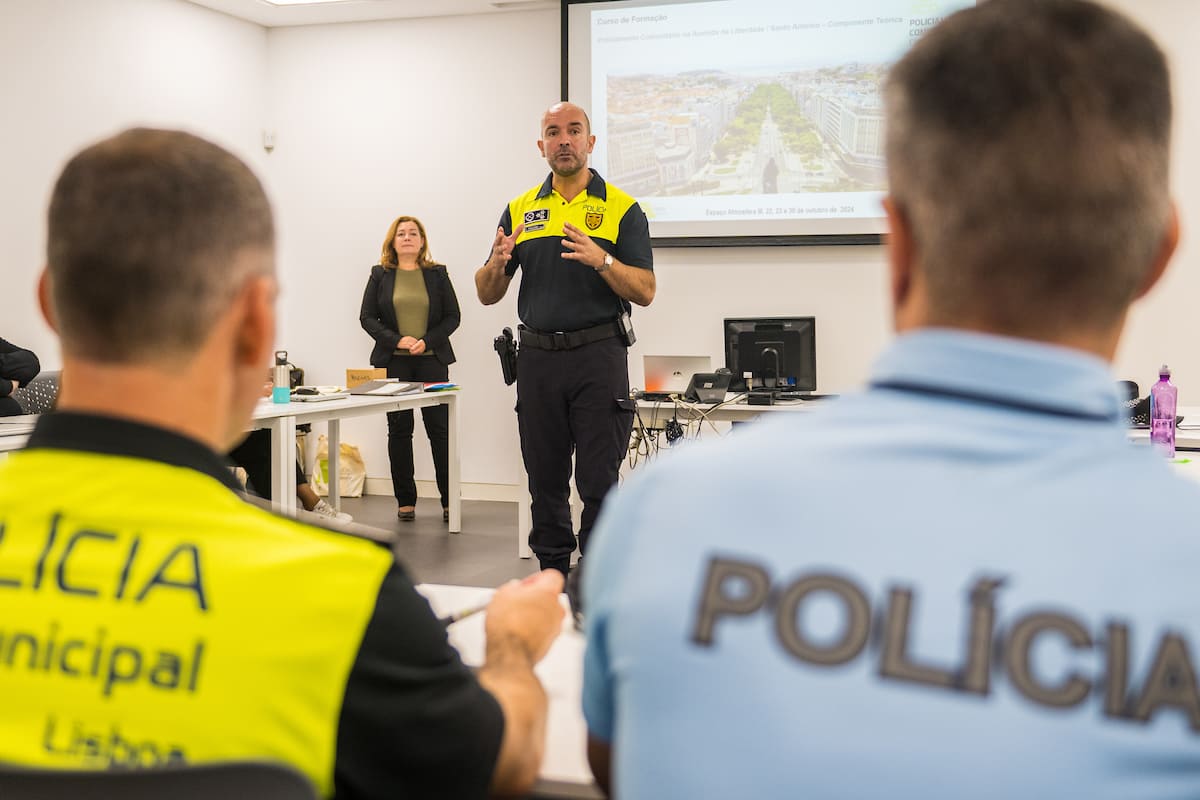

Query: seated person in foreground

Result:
[582,2,1200,797]
[0,127,564,798]
[229,428,352,524]
[0,338,40,416]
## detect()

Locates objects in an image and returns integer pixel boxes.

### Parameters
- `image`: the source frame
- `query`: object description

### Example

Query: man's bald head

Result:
[541,102,592,137]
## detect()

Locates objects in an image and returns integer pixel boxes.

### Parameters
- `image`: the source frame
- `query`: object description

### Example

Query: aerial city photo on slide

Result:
[585,0,973,231]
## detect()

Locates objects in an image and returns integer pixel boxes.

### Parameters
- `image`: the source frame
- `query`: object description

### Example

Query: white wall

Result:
[3,0,1197,498]
[0,0,269,370]
[265,10,562,494]
[1107,0,1200,391]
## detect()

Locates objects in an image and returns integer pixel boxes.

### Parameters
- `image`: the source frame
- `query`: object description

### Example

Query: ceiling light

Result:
[261,0,361,6]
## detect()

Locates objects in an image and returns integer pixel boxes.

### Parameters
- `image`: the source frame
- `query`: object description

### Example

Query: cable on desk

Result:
[628,391,756,463]
[628,399,662,468]
[669,393,750,440]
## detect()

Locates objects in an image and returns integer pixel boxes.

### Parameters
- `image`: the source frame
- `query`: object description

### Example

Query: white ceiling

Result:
[183,0,558,27]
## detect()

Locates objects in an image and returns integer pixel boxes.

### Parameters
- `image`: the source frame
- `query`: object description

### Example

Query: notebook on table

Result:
[291,386,350,402]
[641,355,712,402]
[349,379,424,396]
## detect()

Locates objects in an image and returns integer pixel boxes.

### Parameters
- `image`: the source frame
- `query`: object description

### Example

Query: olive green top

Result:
[391,267,429,352]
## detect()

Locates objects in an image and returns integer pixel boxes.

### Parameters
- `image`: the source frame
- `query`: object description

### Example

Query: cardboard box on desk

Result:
[346,368,386,388]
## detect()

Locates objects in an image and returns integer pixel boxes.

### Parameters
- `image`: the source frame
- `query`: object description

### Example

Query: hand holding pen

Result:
[485,570,565,665]
[438,571,565,634]
[436,573,565,678]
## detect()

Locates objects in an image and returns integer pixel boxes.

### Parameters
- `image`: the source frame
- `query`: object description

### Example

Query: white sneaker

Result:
[310,499,353,524]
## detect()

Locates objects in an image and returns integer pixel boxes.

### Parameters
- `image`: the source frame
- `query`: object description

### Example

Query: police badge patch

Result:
[585,211,603,231]
[523,208,549,233]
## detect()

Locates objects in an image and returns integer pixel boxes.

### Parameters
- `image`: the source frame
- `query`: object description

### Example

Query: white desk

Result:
[1128,404,1200,451]
[0,415,38,453]
[252,391,462,532]
[635,394,820,426]
[416,583,599,799]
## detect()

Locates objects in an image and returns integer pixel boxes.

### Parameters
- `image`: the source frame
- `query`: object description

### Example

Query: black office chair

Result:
[0,761,320,800]
[12,370,59,415]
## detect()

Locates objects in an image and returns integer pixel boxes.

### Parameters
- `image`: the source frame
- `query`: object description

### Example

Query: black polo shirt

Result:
[498,169,653,333]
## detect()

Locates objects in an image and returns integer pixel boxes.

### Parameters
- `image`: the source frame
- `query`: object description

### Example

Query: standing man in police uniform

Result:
[0,128,565,799]
[476,101,655,577]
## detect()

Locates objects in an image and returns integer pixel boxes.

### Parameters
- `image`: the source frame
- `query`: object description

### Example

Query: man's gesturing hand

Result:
[487,224,525,272]
[561,222,609,271]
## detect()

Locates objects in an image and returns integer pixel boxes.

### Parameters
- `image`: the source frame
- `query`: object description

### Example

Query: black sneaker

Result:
[565,558,584,631]
[538,558,570,580]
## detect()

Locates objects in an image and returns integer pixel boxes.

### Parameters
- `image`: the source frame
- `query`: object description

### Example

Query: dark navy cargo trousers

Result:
[516,336,634,573]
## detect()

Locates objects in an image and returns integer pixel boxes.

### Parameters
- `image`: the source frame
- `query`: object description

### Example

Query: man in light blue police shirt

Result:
[582,1,1199,797]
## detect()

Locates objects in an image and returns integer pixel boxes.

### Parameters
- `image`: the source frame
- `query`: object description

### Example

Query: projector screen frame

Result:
[559,0,945,249]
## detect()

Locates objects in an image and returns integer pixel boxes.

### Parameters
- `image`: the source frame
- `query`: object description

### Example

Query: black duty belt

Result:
[519,321,621,351]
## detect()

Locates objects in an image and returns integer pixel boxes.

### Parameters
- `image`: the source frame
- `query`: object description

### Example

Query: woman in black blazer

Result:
[359,215,460,521]
[0,338,40,417]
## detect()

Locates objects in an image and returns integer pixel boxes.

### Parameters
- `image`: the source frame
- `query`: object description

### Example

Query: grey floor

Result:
[333,494,543,586]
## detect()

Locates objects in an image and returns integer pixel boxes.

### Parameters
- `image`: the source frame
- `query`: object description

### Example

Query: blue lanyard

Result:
[869,380,1121,423]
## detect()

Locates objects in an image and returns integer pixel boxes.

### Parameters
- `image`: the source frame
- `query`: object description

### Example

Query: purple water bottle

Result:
[1150,364,1177,457]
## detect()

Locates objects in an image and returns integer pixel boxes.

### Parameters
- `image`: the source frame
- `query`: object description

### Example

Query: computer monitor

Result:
[724,317,816,392]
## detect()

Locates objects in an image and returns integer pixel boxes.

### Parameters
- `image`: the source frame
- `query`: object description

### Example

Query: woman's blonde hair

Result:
[379,215,435,268]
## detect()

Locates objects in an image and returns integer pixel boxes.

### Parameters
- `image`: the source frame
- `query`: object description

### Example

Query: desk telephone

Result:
[1128,396,1182,429]
[1120,381,1182,428]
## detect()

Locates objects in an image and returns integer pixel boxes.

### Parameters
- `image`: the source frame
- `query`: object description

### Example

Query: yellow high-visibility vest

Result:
[0,447,391,796]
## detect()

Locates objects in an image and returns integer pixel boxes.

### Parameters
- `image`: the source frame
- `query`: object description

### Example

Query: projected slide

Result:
[567,0,974,243]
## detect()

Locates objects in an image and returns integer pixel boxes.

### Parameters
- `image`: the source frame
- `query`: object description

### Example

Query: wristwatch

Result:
[597,253,614,274]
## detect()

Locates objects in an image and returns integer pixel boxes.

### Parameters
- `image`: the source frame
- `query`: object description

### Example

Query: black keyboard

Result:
[777,392,836,401]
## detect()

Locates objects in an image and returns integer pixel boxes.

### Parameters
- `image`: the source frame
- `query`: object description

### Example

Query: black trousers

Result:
[516,336,633,570]
[386,354,450,508]
[228,429,306,501]
[0,396,21,417]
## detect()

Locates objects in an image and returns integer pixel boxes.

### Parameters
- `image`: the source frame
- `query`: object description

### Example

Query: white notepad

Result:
[291,386,351,402]
[349,380,423,396]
